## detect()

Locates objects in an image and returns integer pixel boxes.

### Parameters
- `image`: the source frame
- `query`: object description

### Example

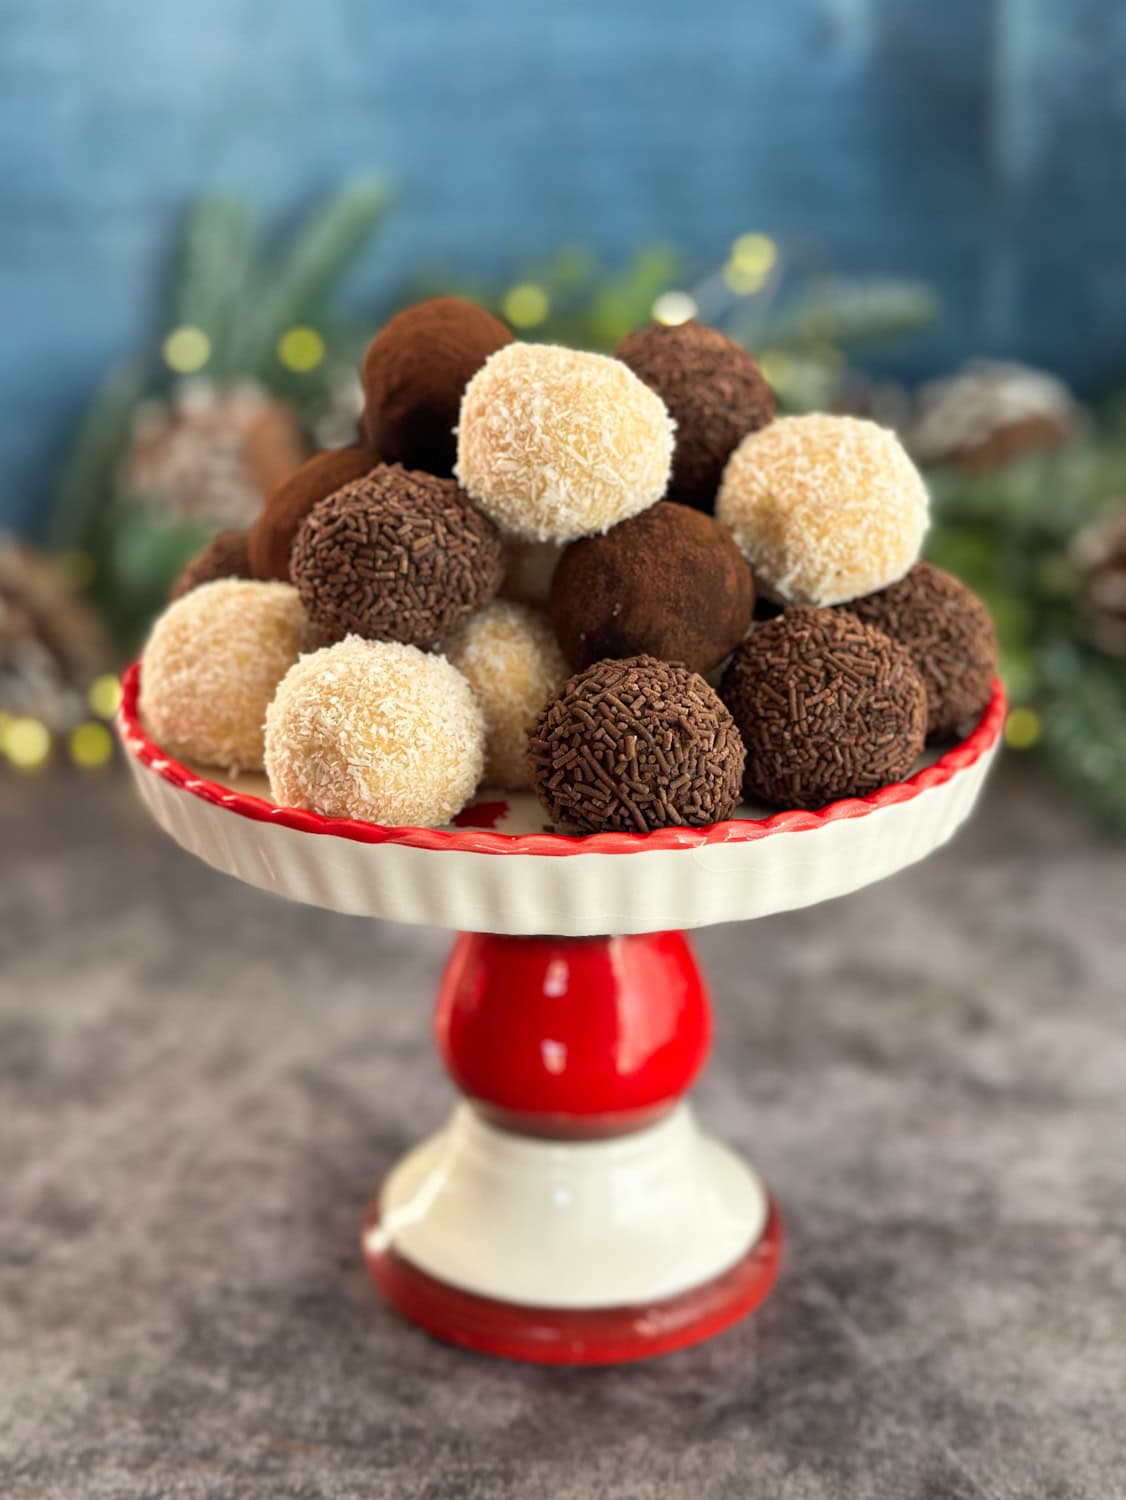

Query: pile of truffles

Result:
[147,298,998,834]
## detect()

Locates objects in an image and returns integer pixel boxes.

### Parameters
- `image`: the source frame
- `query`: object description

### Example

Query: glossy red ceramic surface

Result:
[364,1195,782,1365]
[435,932,710,1133]
[118,662,1006,857]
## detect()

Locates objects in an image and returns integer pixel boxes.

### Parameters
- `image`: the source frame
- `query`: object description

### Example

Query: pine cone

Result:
[1072,509,1126,659]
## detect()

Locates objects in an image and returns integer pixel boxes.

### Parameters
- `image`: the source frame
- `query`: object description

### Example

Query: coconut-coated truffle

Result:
[846,562,997,742]
[456,343,676,543]
[549,501,754,675]
[249,445,377,582]
[717,414,929,606]
[615,321,774,512]
[140,579,318,773]
[170,529,253,600]
[527,655,745,834]
[720,608,927,808]
[264,638,484,827]
[446,600,569,790]
[290,465,504,647]
[362,297,513,476]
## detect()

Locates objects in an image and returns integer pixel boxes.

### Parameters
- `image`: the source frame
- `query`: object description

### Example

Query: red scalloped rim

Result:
[117,662,1006,858]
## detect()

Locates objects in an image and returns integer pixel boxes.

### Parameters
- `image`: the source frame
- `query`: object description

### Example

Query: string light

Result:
[1004,705,1042,750]
[503,284,550,329]
[69,721,114,771]
[651,291,698,326]
[723,232,778,296]
[162,326,211,374]
[3,717,51,771]
[88,673,122,720]
[277,325,326,373]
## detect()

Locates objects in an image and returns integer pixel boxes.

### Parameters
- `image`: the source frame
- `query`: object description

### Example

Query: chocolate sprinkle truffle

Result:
[362,297,513,476]
[290,464,504,648]
[549,502,754,675]
[249,445,377,582]
[615,321,774,512]
[527,655,745,834]
[170,529,253,600]
[720,608,927,808]
[846,561,997,741]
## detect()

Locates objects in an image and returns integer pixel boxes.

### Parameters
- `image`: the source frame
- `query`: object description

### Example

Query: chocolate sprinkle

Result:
[169,529,253,601]
[846,562,997,742]
[289,464,504,647]
[720,608,927,808]
[527,655,745,834]
[615,320,774,513]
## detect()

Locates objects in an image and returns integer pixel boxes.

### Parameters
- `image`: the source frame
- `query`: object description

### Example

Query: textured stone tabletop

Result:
[2,762,1124,1499]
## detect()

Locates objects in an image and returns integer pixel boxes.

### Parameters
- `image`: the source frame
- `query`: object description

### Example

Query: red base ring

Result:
[363,1197,782,1366]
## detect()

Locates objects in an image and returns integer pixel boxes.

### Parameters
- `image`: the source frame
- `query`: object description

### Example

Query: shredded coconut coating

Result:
[140,579,318,773]
[446,601,569,790]
[455,343,676,543]
[717,414,929,606]
[264,638,484,827]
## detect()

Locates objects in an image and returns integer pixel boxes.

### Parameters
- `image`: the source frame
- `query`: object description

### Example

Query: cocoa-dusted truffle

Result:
[290,464,504,647]
[615,321,774,512]
[527,655,745,834]
[548,502,754,675]
[249,445,377,582]
[170,529,253,600]
[720,608,927,808]
[846,562,997,742]
[362,297,513,476]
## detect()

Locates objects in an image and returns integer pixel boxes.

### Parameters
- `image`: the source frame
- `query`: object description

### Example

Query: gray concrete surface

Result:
[1,760,1123,1499]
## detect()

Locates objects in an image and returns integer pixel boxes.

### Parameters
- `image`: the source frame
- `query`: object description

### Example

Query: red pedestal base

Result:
[364,1196,782,1366]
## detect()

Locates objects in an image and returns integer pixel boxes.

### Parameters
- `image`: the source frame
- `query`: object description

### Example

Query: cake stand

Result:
[118,663,1005,1365]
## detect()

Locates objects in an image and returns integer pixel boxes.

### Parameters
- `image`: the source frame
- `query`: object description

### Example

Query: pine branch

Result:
[173,198,260,377]
[47,364,147,553]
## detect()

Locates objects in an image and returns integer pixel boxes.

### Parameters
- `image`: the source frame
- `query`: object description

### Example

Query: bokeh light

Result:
[503,284,550,329]
[69,721,114,771]
[651,290,698,326]
[4,717,51,771]
[277,325,326,372]
[162,326,211,373]
[1004,705,1042,750]
[88,673,123,720]
[723,232,778,296]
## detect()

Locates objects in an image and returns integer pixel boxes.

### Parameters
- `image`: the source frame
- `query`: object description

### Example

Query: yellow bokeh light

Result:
[88,673,123,720]
[277,325,326,373]
[503,284,550,329]
[651,290,698,326]
[731,232,777,276]
[758,350,792,389]
[723,261,770,297]
[162,326,211,374]
[4,717,51,771]
[1004,706,1042,751]
[69,721,114,771]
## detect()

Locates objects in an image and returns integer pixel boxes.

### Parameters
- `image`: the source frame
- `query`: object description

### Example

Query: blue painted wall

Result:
[2,0,1125,536]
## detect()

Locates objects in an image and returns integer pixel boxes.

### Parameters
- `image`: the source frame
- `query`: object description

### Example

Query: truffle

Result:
[615,321,774,512]
[140,579,318,773]
[362,297,513,476]
[249,445,377,582]
[446,600,569,790]
[499,537,562,607]
[720,607,927,808]
[170,529,253,600]
[846,562,997,741]
[264,637,484,827]
[717,414,929,606]
[456,343,675,542]
[290,464,504,647]
[527,655,745,834]
[548,501,754,675]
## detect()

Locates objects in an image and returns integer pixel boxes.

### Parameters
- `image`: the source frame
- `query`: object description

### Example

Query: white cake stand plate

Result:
[119,664,1005,1364]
